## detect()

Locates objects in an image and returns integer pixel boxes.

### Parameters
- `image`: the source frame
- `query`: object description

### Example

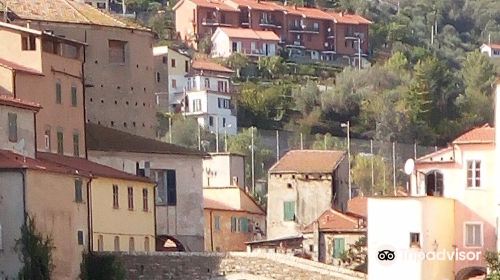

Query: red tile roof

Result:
[452,124,495,144]
[216,27,280,41]
[303,208,365,233]
[347,196,367,218]
[175,0,239,11]
[270,150,346,174]
[0,150,85,176]
[192,59,235,74]
[229,0,285,11]
[0,94,41,111]
[0,58,43,76]
[204,197,239,211]
[485,43,500,50]
[37,152,152,183]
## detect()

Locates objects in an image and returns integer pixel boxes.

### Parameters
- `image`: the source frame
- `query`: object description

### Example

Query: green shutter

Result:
[333,238,345,258]
[231,217,237,232]
[71,86,77,107]
[284,201,295,221]
[241,218,249,233]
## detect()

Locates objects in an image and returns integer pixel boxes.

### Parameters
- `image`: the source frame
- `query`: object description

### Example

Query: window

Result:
[108,40,126,63]
[410,232,420,247]
[166,170,177,206]
[73,133,80,157]
[57,131,64,155]
[222,117,226,127]
[44,129,51,150]
[239,218,249,232]
[230,216,237,232]
[113,184,119,208]
[21,35,36,50]
[209,116,214,127]
[129,237,135,253]
[8,113,17,142]
[313,22,319,30]
[77,230,84,245]
[162,56,168,64]
[467,160,481,188]
[97,235,104,251]
[214,216,221,231]
[232,42,238,52]
[333,238,345,258]
[283,201,295,221]
[127,187,134,210]
[185,60,189,72]
[142,188,149,211]
[465,223,482,247]
[217,81,228,92]
[75,179,83,203]
[156,72,161,83]
[55,82,62,104]
[144,237,150,252]
[218,98,230,109]
[172,79,177,89]
[193,99,202,112]
[71,85,77,107]
[171,58,176,68]
[114,236,120,251]
[204,78,210,89]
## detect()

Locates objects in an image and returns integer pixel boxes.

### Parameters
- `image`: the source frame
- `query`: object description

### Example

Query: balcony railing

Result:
[259,18,281,28]
[289,25,320,33]
[201,18,230,26]
[326,27,335,38]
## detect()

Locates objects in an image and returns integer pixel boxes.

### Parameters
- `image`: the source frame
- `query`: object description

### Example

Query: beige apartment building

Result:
[0,22,87,157]
[1,0,158,138]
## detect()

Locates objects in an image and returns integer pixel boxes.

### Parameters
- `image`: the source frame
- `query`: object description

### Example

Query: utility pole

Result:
[341,121,351,200]
[276,130,280,161]
[168,117,172,144]
[392,141,396,195]
[357,37,362,71]
[370,139,374,194]
[215,116,219,153]
[251,127,255,193]
[300,133,304,150]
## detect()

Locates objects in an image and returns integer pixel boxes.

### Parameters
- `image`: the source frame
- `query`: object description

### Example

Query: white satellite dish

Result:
[404,158,415,175]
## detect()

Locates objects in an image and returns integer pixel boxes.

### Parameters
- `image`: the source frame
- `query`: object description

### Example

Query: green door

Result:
[333,238,345,259]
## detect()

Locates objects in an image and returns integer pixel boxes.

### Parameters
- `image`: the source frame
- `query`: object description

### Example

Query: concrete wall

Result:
[0,171,24,279]
[88,150,204,251]
[19,20,157,139]
[25,170,89,280]
[109,251,367,280]
[0,104,36,158]
[203,153,244,187]
[90,177,155,253]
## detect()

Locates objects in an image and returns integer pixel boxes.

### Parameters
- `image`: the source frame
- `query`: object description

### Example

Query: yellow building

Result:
[38,152,156,253]
[204,186,266,251]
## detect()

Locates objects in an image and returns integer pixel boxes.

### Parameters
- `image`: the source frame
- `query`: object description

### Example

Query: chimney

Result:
[293,4,297,10]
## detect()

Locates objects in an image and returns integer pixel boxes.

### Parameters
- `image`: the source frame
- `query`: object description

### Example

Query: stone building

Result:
[86,123,207,251]
[1,0,158,138]
[266,150,349,239]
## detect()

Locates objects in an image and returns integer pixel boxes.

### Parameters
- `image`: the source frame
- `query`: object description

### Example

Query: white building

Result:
[480,43,500,58]
[182,59,237,135]
[202,152,245,188]
[211,27,280,58]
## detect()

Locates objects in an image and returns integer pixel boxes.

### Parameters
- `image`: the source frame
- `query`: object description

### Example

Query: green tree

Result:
[80,253,125,280]
[311,133,346,150]
[225,53,250,78]
[293,80,321,115]
[258,56,287,79]
[486,251,500,280]
[171,116,201,149]
[227,128,273,189]
[352,154,389,195]
[16,215,54,280]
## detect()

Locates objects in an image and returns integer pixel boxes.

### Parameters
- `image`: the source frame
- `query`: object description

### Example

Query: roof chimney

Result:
[293,4,297,9]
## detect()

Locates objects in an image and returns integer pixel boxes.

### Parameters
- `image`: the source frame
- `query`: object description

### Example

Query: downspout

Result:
[153,182,158,251]
[209,210,214,251]
[12,70,16,98]
[82,32,88,159]
[87,177,93,253]
[21,169,27,220]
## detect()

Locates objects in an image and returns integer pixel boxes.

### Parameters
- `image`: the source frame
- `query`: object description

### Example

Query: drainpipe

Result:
[87,177,93,253]
[82,32,88,159]
[209,210,214,251]
[153,182,158,251]
[12,70,16,98]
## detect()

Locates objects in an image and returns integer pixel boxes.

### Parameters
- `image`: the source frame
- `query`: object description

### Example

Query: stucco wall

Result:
[25,170,89,280]
[0,171,24,279]
[0,67,14,96]
[0,104,36,158]
[20,20,157,139]
[90,177,155,253]
[88,150,204,251]
[202,153,244,187]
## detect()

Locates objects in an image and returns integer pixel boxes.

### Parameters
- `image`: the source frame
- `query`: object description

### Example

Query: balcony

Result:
[201,18,231,27]
[326,27,335,39]
[345,32,365,40]
[259,18,282,28]
[289,25,319,34]
[284,40,305,49]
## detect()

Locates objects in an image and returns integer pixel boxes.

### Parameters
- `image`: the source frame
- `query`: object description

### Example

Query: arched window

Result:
[426,171,444,196]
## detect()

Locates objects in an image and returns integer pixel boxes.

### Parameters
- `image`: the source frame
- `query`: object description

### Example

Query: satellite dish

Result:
[404,158,415,175]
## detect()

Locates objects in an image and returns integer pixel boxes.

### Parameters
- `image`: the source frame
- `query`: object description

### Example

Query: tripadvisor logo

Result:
[375,245,481,265]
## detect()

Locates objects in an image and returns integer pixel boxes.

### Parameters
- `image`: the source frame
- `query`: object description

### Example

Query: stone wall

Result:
[111,252,367,280]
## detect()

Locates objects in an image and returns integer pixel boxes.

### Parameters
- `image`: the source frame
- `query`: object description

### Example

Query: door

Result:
[333,238,345,259]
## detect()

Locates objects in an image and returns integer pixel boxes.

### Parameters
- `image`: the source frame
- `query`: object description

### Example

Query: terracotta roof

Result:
[191,59,234,74]
[0,94,41,111]
[0,58,43,75]
[452,124,495,144]
[270,150,346,174]
[216,27,280,41]
[37,152,152,183]
[174,0,239,11]
[0,0,150,31]
[484,43,500,50]
[331,12,372,24]
[204,197,239,211]
[86,123,206,156]
[0,149,87,176]
[347,196,367,218]
[228,0,284,11]
[303,208,365,233]
[416,146,455,163]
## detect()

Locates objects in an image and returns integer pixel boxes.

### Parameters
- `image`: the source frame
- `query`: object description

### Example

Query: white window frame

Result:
[466,160,482,188]
[464,222,483,248]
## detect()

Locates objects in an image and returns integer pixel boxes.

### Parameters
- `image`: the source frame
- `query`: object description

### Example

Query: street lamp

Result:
[341,121,351,200]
